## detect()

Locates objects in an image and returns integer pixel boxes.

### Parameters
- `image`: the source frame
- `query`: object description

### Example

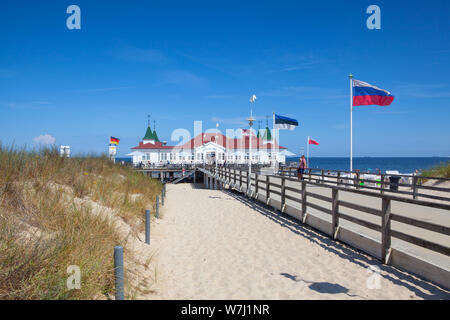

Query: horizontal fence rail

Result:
[200,165,450,265]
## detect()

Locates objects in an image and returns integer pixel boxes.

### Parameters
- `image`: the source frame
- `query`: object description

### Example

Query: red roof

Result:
[132,133,286,151]
[132,141,174,150]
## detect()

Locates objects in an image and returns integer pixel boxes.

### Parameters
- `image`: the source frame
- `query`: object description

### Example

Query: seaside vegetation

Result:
[421,161,450,179]
[0,144,161,299]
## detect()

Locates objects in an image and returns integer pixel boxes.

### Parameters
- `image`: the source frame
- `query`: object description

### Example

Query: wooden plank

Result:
[391,230,450,256]
[269,182,282,188]
[416,184,450,192]
[266,175,270,201]
[284,186,301,193]
[390,213,450,236]
[281,177,286,210]
[338,200,382,217]
[307,202,332,215]
[381,198,391,264]
[338,212,381,232]
[284,194,301,202]
[306,192,332,203]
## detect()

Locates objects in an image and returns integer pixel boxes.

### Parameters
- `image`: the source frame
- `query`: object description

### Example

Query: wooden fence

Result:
[200,165,450,265]
[278,166,450,203]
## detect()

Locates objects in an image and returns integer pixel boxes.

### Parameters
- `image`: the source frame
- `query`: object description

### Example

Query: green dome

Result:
[262,126,272,141]
[143,126,155,140]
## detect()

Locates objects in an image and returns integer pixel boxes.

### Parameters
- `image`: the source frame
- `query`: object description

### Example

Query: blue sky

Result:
[1,0,449,157]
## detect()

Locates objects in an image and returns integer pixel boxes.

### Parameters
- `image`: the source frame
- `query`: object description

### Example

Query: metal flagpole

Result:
[272,112,275,168]
[349,74,353,172]
[307,136,309,168]
[248,96,255,195]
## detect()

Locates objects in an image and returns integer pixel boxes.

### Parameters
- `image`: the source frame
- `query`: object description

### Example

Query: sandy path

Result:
[149,183,450,300]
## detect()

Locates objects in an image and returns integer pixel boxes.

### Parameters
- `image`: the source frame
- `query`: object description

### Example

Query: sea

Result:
[286,157,450,174]
[116,157,449,174]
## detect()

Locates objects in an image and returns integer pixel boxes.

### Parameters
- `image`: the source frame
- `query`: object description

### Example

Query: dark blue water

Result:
[286,157,450,174]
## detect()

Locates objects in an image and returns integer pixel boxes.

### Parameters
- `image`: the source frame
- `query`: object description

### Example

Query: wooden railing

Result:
[200,165,450,264]
[278,166,450,203]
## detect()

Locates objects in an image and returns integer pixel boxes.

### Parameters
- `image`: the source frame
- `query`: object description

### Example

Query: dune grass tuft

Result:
[421,161,450,179]
[0,144,161,299]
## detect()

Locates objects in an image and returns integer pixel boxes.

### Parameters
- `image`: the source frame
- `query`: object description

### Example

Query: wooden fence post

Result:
[337,172,341,186]
[331,188,339,239]
[266,175,270,202]
[356,172,360,189]
[309,169,312,182]
[380,174,385,194]
[281,177,286,212]
[255,173,259,197]
[155,195,160,218]
[247,171,250,195]
[239,170,242,189]
[145,209,150,245]
[301,181,307,222]
[412,176,418,200]
[234,169,237,185]
[381,197,392,264]
[114,246,125,300]
[321,169,325,183]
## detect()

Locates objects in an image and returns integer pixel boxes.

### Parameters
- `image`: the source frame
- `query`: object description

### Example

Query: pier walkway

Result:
[150,183,450,299]
[197,166,450,290]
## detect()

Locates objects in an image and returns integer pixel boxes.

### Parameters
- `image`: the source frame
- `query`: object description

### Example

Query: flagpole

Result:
[307,136,309,168]
[272,112,275,168]
[349,74,353,172]
[248,97,255,195]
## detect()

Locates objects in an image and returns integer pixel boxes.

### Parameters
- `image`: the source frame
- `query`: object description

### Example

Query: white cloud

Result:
[33,134,56,145]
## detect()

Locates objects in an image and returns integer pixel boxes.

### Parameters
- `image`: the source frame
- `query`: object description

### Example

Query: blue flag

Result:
[274,114,299,130]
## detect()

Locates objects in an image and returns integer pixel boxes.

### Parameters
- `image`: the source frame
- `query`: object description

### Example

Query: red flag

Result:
[308,138,319,145]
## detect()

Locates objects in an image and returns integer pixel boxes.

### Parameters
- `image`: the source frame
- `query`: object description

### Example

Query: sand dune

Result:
[148,183,450,300]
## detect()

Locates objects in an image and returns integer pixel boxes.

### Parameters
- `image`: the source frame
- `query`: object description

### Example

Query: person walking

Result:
[298,155,307,180]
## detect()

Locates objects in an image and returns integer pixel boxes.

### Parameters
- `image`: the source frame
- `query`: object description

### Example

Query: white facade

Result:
[128,131,292,166]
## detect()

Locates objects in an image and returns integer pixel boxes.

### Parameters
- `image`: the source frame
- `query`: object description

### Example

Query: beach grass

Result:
[0,144,161,299]
[421,161,450,179]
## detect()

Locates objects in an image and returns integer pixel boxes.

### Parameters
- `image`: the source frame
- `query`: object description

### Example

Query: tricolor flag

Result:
[308,137,319,145]
[110,136,120,145]
[352,79,394,107]
[274,114,299,131]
